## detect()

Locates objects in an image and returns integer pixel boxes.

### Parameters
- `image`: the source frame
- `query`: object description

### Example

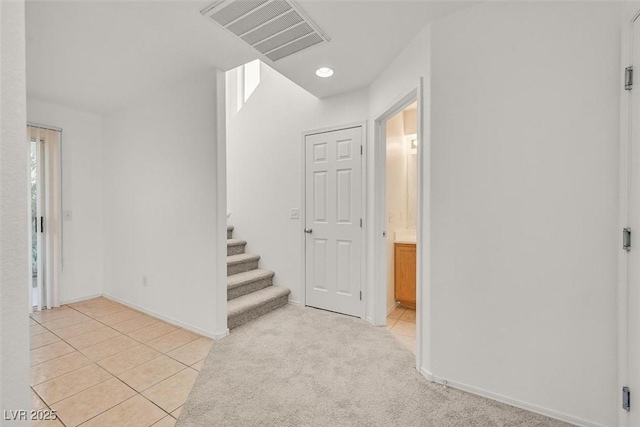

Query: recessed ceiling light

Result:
[316,67,334,78]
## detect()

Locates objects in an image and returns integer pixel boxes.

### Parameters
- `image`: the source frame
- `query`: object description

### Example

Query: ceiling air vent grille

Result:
[201,0,329,62]
[211,0,269,26]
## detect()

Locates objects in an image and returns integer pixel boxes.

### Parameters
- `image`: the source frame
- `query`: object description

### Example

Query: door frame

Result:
[621,7,640,427]
[373,78,426,372]
[300,122,368,319]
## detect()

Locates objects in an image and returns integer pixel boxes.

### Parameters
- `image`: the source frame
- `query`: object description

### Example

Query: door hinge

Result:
[359,291,362,300]
[360,145,363,155]
[626,67,634,91]
[360,218,362,228]
[624,227,632,252]
[624,386,631,412]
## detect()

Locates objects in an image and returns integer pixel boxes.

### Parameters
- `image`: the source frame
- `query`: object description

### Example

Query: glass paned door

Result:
[30,136,45,309]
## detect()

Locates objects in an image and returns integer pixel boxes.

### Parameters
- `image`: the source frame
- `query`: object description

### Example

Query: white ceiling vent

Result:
[201,0,329,62]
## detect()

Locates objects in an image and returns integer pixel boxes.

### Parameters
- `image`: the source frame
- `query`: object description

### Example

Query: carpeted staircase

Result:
[226,225,290,329]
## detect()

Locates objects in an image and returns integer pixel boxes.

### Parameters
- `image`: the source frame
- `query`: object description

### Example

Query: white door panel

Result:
[305,127,363,317]
[627,14,640,425]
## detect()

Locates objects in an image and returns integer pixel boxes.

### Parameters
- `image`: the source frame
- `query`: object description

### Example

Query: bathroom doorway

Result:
[384,102,418,354]
[373,80,425,370]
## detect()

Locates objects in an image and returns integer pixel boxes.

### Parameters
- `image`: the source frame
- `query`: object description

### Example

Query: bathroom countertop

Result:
[394,229,417,244]
[395,237,416,244]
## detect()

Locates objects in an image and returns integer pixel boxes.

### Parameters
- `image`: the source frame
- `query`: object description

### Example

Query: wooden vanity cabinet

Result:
[394,243,416,309]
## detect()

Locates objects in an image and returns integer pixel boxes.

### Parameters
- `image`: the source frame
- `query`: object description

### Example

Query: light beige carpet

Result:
[178,305,570,427]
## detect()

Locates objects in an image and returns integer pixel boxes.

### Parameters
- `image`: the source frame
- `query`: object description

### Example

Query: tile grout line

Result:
[30,304,138,411]
[41,304,144,425]
[31,386,69,427]
[32,305,162,389]
[31,299,206,427]
[138,391,175,423]
[74,378,168,427]
[153,336,206,365]
[74,362,197,425]
[137,365,199,420]
[33,302,199,363]
[33,304,175,367]
[32,328,205,379]
[115,353,178,381]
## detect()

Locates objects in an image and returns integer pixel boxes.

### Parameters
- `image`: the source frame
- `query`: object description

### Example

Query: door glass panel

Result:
[30,139,38,308]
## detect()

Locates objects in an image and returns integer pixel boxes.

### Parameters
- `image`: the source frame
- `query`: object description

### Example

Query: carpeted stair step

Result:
[227,225,234,239]
[227,239,247,256]
[227,269,275,301]
[227,253,259,276]
[227,286,290,329]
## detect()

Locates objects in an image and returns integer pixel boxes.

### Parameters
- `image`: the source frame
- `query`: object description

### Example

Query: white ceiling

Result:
[268,1,474,98]
[26,1,474,113]
[26,1,257,113]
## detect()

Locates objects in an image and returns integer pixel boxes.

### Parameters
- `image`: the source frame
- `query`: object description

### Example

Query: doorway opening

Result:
[384,102,418,354]
[373,80,424,370]
[28,124,62,312]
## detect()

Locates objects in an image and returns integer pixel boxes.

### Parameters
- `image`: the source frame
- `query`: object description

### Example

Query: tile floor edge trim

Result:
[102,293,223,340]
[427,371,604,427]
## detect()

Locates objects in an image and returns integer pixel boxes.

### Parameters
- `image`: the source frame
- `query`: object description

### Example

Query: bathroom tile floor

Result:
[29,297,212,427]
[386,306,416,354]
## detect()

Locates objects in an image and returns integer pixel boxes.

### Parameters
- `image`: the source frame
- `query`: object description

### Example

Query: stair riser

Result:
[228,277,273,301]
[228,295,289,329]
[227,259,259,276]
[227,229,233,239]
[227,243,246,256]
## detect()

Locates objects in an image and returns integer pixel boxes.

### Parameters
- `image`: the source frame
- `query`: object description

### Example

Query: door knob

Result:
[304,228,313,234]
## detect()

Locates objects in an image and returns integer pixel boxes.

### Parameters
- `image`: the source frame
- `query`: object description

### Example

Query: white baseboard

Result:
[102,293,226,340]
[420,367,434,381]
[422,370,606,427]
[61,294,103,305]
[365,305,397,327]
[287,300,302,307]
[212,328,229,340]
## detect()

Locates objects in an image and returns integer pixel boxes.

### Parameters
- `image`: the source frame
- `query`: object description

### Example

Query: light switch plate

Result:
[290,208,300,219]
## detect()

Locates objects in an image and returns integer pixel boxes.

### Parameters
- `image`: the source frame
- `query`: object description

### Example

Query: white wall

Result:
[102,70,227,337]
[428,3,620,426]
[226,64,369,305]
[26,99,104,304]
[0,0,31,421]
[368,2,623,425]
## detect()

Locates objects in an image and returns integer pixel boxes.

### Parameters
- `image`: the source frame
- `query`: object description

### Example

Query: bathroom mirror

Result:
[406,134,417,229]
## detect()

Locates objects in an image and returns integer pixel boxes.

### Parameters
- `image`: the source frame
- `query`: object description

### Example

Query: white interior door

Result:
[305,126,363,317]
[625,12,640,425]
